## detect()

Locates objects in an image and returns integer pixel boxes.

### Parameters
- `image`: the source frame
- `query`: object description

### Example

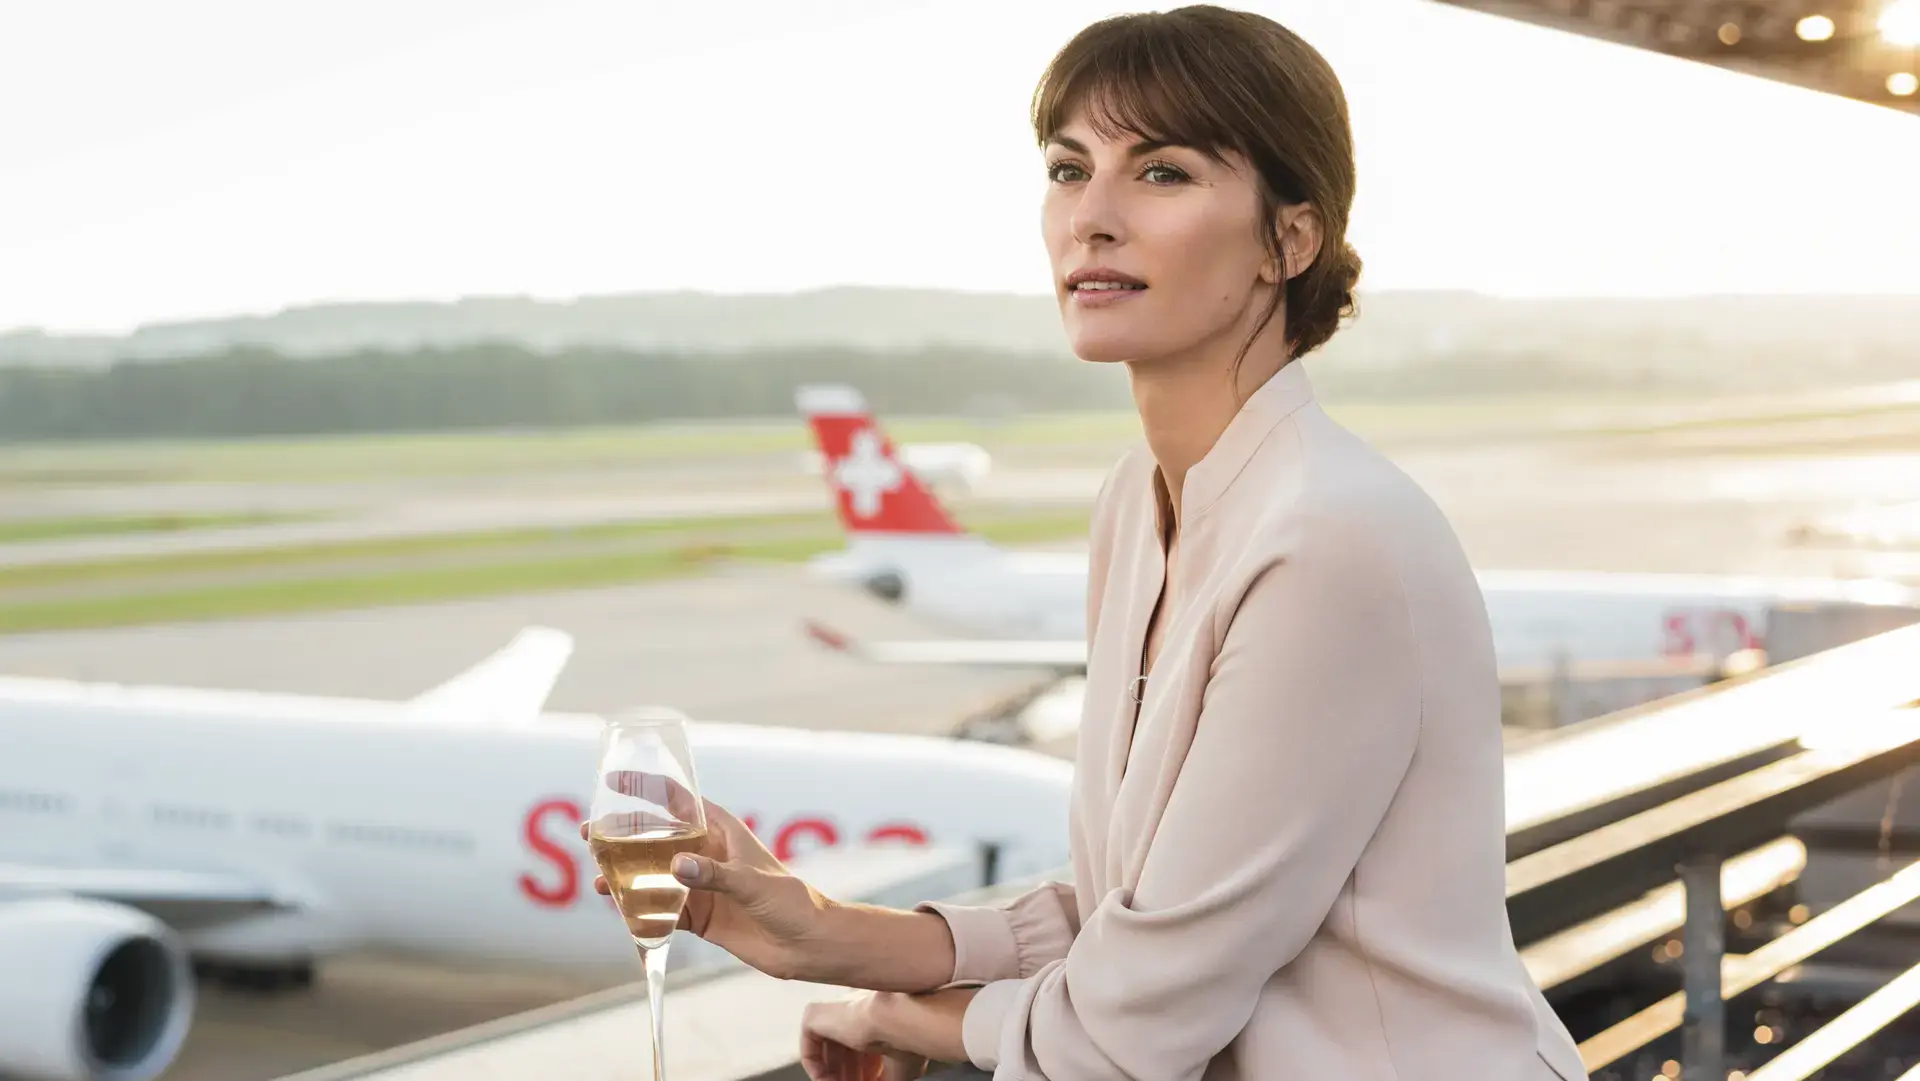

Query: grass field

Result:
[0,512,311,543]
[0,389,1713,487]
[0,412,1148,487]
[7,381,1918,489]
[0,505,1094,634]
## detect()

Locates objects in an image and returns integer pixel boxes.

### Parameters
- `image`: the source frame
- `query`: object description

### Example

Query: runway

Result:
[4,408,1920,1081]
[0,464,1115,569]
[167,956,623,1081]
[0,563,1045,735]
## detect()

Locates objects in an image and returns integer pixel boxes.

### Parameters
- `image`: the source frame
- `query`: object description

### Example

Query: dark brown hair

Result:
[1032,5,1361,361]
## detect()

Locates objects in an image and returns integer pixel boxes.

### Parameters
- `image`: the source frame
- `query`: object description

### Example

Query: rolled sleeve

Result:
[962,978,1026,1069]
[916,880,1080,984]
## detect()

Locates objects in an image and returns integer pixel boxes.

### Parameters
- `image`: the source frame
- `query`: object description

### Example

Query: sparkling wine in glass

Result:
[587,707,707,1081]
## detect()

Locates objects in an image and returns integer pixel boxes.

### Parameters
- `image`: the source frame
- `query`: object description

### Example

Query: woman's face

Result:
[1040,104,1279,368]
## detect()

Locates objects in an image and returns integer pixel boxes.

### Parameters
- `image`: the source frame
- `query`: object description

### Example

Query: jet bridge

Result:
[275,621,1920,1081]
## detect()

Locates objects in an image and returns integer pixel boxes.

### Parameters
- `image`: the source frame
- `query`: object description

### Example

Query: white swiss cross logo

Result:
[832,428,903,520]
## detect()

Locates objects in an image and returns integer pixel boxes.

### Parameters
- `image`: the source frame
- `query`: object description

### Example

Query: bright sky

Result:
[2,0,1918,334]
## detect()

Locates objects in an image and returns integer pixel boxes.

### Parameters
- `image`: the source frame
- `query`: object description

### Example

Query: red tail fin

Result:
[796,385,963,536]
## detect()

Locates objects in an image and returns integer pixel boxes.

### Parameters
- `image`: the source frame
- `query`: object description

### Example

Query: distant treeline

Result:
[0,343,1132,442]
[0,336,1817,442]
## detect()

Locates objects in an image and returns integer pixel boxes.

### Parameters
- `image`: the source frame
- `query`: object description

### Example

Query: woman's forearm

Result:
[793,899,958,992]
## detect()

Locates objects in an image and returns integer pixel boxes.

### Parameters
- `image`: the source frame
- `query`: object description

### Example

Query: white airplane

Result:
[0,628,1071,1081]
[795,383,1920,677]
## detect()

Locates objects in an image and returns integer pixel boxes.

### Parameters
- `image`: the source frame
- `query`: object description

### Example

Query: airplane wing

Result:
[410,626,575,724]
[804,620,1087,672]
[0,863,293,929]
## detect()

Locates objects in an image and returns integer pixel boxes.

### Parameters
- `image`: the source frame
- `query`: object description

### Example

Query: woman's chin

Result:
[1065,332,1147,365]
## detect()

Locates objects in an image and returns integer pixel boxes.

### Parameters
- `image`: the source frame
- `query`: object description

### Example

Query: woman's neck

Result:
[1128,341,1289,523]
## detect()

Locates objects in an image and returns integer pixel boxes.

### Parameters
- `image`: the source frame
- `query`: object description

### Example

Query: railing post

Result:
[1680,853,1725,1079]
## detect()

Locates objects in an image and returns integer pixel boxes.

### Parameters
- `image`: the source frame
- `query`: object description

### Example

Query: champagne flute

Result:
[587,707,707,1081]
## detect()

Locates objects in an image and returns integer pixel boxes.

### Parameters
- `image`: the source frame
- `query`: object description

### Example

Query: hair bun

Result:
[1288,241,1361,359]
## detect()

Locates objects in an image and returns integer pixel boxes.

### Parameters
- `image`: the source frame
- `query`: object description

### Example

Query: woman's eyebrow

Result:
[1052,134,1228,172]
[1046,134,1182,159]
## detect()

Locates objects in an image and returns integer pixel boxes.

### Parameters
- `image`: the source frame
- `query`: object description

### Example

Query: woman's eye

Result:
[1047,161,1088,183]
[1143,163,1189,185]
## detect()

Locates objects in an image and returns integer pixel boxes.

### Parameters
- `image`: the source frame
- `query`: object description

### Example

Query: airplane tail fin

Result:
[795,385,966,539]
[409,626,574,724]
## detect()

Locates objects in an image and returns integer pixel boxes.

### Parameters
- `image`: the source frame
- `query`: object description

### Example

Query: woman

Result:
[596,6,1587,1079]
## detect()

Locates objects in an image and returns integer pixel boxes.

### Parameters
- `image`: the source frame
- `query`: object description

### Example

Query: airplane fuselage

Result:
[0,677,1073,976]
[850,549,1920,672]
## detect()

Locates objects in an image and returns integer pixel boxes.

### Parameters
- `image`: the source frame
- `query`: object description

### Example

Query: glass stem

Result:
[641,942,671,1081]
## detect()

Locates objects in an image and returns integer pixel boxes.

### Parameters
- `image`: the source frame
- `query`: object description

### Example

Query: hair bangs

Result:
[1031,19,1242,165]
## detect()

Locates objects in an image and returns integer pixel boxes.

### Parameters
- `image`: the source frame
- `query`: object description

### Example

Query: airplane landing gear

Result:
[194,957,316,994]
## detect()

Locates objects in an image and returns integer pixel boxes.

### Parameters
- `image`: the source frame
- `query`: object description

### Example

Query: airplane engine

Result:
[0,897,193,1081]
[862,569,907,604]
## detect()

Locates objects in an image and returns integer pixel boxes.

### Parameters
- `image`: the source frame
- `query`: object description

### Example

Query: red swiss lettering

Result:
[1663,611,1694,657]
[1721,611,1758,652]
[1665,609,1760,658]
[519,798,583,908]
[866,823,929,846]
[774,817,839,862]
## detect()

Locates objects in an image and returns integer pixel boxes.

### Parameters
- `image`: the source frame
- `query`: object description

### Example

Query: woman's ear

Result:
[1266,203,1324,283]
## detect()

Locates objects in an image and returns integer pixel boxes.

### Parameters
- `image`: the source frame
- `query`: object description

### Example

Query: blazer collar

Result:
[1173,359,1317,525]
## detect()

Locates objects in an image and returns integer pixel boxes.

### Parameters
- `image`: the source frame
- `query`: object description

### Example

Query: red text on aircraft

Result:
[519,798,584,908]
[1662,608,1759,658]
[774,817,839,862]
[866,822,930,845]
[519,802,930,909]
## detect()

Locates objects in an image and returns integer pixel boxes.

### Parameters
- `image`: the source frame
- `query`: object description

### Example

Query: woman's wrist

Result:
[869,987,977,1065]
[792,899,958,992]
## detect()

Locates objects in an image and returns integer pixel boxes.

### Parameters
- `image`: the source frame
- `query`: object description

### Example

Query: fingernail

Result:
[673,854,700,883]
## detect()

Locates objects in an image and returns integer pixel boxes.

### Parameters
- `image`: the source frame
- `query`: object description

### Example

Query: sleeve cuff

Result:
[962,979,1024,1071]
[916,900,1020,985]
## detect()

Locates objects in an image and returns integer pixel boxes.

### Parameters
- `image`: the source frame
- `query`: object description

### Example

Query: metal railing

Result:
[1503,624,1920,1077]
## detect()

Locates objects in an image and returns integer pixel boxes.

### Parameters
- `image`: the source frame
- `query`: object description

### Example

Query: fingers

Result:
[802,1000,888,1081]
[668,851,725,890]
[799,1030,824,1080]
[701,796,746,830]
[802,1035,880,1081]
[589,791,770,874]
[666,781,704,825]
[601,770,705,829]
[801,1030,844,1081]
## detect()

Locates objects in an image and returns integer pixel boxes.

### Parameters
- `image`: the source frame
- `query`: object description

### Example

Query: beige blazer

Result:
[921,361,1587,1080]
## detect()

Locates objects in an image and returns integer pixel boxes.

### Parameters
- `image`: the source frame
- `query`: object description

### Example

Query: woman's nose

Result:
[1070,177,1125,247]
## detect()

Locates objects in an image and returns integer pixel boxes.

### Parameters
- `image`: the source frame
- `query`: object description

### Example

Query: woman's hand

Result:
[582,785,828,981]
[799,989,977,1081]
[800,993,926,1081]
